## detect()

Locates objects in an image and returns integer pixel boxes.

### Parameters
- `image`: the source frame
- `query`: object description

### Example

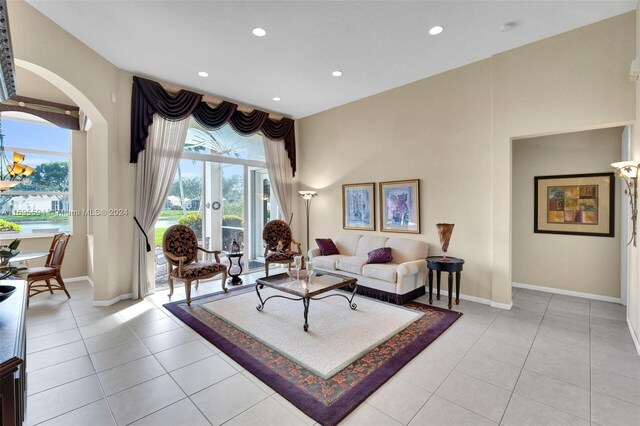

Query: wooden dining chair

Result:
[26,233,71,307]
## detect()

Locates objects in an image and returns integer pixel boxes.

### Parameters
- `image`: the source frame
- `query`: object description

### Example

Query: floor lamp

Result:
[298,191,318,258]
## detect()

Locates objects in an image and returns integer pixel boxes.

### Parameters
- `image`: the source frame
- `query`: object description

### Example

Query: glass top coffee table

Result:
[255,271,358,332]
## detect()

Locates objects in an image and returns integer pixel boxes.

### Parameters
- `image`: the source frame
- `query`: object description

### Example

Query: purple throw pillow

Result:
[367,247,393,264]
[315,238,339,256]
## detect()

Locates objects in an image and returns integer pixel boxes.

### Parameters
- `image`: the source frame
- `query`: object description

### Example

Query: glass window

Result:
[185,120,265,162]
[0,115,71,235]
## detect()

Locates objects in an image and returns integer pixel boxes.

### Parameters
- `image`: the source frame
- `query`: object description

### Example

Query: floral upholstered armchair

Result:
[262,220,303,276]
[163,225,227,305]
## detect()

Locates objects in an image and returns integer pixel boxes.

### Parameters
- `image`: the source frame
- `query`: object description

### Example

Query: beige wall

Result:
[298,12,635,305]
[626,4,640,353]
[298,60,494,300]
[9,0,135,302]
[512,128,623,298]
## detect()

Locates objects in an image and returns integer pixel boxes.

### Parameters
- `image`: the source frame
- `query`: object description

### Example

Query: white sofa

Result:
[308,234,429,304]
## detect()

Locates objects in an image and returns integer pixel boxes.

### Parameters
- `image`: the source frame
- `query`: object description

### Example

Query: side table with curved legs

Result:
[426,256,465,309]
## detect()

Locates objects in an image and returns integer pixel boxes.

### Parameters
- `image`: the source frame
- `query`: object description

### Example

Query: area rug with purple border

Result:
[164,286,462,426]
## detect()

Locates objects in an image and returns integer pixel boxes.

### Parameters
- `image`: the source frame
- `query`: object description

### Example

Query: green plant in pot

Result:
[0,239,27,279]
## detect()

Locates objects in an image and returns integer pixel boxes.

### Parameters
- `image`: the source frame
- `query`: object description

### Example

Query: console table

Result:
[0,280,27,426]
[426,256,465,309]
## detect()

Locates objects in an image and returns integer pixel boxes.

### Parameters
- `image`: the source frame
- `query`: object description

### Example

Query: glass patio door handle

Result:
[205,202,211,209]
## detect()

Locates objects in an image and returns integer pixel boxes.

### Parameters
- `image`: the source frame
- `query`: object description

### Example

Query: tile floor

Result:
[24,274,640,425]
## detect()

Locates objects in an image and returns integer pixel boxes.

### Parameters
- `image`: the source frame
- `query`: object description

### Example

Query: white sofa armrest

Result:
[397,259,427,277]
[308,248,321,259]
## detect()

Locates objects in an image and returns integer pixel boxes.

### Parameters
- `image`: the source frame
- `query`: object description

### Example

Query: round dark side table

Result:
[426,256,465,309]
[227,252,244,285]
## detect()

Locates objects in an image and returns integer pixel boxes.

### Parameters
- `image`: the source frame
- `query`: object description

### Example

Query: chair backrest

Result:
[163,225,198,266]
[262,220,293,251]
[46,233,70,269]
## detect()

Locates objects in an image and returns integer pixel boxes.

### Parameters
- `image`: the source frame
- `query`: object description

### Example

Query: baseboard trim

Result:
[93,293,132,307]
[512,282,621,304]
[65,276,91,283]
[435,289,513,309]
[490,301,514,310]
[627,317,640,356]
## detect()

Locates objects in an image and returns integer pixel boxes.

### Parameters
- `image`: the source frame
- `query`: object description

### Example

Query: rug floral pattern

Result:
[169,288,460,406]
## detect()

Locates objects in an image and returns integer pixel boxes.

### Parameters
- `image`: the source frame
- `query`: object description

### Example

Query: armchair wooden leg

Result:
[265,262,270,277]
[167,267,174,299]
[45,279,54,294]
[185,280,192,306]
[195,280,199,290]
[221,270,228,293]
[55,275,71,299]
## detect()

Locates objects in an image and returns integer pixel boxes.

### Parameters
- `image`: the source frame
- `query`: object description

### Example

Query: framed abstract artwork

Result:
[342,183,375,231]
[534,172,614,237]
[379,180,420,233]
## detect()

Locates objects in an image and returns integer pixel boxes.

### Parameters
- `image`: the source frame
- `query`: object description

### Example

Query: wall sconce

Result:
[298,191,318,257]
[611,160,639,247]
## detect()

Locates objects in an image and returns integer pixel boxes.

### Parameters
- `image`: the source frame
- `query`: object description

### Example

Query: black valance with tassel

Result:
[130,76,297,175]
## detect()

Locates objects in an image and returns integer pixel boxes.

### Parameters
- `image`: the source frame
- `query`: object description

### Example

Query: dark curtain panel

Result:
[130,76,297,175]
[130,76,202,162]
[192,101,237,130]
[263,117,296,174]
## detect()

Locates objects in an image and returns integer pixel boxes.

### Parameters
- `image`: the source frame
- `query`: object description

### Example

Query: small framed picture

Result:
[534,172,614,237]
[379,180,420,233]
[342,183,375,231]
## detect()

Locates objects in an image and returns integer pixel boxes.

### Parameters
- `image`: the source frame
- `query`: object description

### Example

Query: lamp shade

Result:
[611,161,640,178]
[12,152,25,163]
[298,191,318,200]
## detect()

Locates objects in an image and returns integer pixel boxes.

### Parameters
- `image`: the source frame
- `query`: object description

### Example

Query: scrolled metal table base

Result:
[255,283,358,332]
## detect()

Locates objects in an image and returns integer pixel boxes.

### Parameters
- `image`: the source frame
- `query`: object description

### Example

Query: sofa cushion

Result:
[367,247,393,264]
[362,263,398,283]
[385,238,429,264]
[333,234,361,256]
[312,254,345,271]
[355,236,389,257]
[315,238,339,256]
[336,256,368,275]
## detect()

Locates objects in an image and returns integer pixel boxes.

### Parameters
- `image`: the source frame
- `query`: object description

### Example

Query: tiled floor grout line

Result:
[405,304,504,425]
[73,299,120,426]
[496,297,550,426]
[26,282,639,426]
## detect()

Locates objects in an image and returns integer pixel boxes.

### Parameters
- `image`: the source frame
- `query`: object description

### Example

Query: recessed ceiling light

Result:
[272,97,281,101]
[198,71,209,77]
[252,27,267,37]
[331,70,343,77]
[429,25,444,36]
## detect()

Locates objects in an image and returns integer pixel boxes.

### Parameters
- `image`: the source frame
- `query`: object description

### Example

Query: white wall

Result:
[299,12,635,305]
[512,128,623,298]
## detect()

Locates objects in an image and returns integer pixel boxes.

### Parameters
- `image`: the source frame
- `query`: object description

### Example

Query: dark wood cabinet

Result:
[0,281,27,426]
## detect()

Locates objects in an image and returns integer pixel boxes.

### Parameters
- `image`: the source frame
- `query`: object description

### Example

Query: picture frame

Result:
[534,172,614,237]
[342,182,375,231]
[379,179,420,233]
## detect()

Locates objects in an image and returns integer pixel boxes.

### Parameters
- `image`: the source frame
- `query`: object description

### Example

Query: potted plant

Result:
[0,239,27,279]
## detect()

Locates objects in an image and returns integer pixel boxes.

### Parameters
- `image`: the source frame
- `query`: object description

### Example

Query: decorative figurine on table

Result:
[230,238,240,253]
[436,223,455,260]
[275,240,284,253]
[0,239,27,279]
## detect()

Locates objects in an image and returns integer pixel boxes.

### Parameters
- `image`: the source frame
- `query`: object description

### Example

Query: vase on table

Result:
[436,223,455,260]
